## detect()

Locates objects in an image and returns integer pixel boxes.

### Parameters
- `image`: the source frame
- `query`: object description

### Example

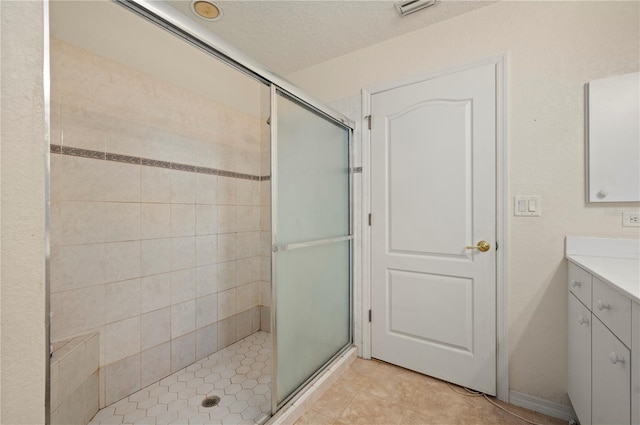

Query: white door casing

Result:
[369,62,498,395]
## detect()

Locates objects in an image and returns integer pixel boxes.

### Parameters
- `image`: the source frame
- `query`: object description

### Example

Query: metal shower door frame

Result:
[269,86,354,414]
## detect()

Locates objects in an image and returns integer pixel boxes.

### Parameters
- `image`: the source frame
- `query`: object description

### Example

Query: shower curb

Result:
[266,346,357,425]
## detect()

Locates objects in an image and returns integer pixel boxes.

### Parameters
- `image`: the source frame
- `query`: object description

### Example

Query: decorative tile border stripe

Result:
[62,146,105,160]
[353,166,362,173]
[50,144,267,181]
[106,152,141,165]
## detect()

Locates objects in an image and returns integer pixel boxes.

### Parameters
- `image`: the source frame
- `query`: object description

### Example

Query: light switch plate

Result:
[514,196,541,217]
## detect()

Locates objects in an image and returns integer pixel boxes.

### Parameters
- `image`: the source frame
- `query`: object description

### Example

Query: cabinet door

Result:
[593,316,631,425]
[632,302,639,425]
[568,293,592,425]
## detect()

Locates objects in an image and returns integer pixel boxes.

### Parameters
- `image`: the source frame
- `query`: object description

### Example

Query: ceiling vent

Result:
[395,0,437,16]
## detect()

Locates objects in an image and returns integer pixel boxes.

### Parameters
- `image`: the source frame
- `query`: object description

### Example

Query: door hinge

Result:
[368,309,372,322]
[368,213,372,226]
[366,115,372,130]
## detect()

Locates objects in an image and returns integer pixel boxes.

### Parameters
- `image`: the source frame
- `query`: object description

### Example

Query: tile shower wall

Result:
[49,39,269,407]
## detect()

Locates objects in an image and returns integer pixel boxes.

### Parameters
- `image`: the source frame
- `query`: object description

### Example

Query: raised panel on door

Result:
[592,316,631,425]
[388,100,471,258]
[387,270,473,353]
[567,293,592,425]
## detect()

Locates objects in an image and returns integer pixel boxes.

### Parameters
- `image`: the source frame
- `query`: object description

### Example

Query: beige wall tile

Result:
[217,205,236,234]
[60,201,105,245]
[141,307,171,350]
[140,273,171,314]
[237,283,258,313]
[195,235,217,267]
[171,332,195,373]
[217,316,237,349]
[195,204,217,236]
[85,333,100,377]
[195,294,217,329]
[236,179,260,206]
[171,300,195,338]
[236,232,259,259]
[81,371,100,424]
[141,342,171,388]
[260,307,271,333]
[60,155,107,202]
[105,354,141,406]
[170,269,195,304]
[236,309,253,340]
[171,236,195,270]
[55,286,105,339]
[141,166,171,203]
[196,173,217,205]
[50,244,106,293]
[260,206,271,231]
[104,241,141,283]
[236,257,259,286]
[260,256,271,282]
[59,339,86,401]
[217,177,236,205]
[236,206,260,232]
[195,264,217,298]
[170,204,195,237]
[170,171,196,204]
[141,203,171,239]
[105,316,140,364]
[105,278,141,324]
[217,234,236,263]
[260,232,271,256]
[104,202,141,242]
[217,288,236,320]
[50,361,60,411]
[217,261,236,292]
[195,324,217,361]
[141,238,172,276]
[102,162,140,202]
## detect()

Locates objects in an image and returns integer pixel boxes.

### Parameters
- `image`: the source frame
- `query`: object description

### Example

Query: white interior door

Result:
[370,63,497,395]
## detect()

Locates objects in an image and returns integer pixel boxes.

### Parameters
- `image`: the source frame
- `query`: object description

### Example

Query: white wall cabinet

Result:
[568,262,637,425]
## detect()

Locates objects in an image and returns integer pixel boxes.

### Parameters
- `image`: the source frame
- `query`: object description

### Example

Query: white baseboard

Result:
[509,390,576,422]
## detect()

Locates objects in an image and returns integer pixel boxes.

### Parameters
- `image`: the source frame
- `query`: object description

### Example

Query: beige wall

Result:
[0,1,47,423]
[287,1,640,405]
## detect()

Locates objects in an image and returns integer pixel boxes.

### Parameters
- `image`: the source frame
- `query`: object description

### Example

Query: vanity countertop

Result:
[565,236,640,304]
[566,254,640,303]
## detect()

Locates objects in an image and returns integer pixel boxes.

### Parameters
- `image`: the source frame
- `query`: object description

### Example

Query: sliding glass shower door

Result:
[271,88,352,409]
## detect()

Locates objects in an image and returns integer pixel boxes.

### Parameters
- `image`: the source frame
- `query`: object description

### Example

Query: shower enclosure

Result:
[47,1,353,424]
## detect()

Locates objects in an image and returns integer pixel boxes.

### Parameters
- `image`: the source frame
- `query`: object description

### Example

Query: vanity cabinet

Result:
[568,292,592,425]
[568,262,636,425]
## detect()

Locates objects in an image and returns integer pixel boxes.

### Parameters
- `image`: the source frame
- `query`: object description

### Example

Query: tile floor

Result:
[89,332,272,425]
[294,358,568,425]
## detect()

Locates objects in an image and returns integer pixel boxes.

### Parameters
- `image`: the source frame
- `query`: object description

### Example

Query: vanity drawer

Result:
[568,263,592,307]
[593,276,631,348]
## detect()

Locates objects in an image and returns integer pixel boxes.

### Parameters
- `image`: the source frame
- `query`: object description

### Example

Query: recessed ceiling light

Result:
[190,0,222,21]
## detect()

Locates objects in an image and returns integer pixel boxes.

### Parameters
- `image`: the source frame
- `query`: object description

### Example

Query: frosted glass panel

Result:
[275,241,350,404]
[276,93,349,244]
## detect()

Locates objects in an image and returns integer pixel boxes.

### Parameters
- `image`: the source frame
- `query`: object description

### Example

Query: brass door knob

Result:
[466,241,491,252]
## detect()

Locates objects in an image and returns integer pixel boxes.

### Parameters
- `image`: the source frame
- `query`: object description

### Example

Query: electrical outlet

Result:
[622,212,640,227]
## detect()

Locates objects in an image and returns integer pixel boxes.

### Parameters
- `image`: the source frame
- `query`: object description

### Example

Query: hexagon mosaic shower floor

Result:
[89,332,272,425]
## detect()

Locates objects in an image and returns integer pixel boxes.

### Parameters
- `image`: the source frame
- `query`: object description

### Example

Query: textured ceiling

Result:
[166,0,496,74]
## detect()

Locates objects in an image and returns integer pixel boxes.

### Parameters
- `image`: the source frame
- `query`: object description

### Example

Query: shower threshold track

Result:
[89,332,272,425]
